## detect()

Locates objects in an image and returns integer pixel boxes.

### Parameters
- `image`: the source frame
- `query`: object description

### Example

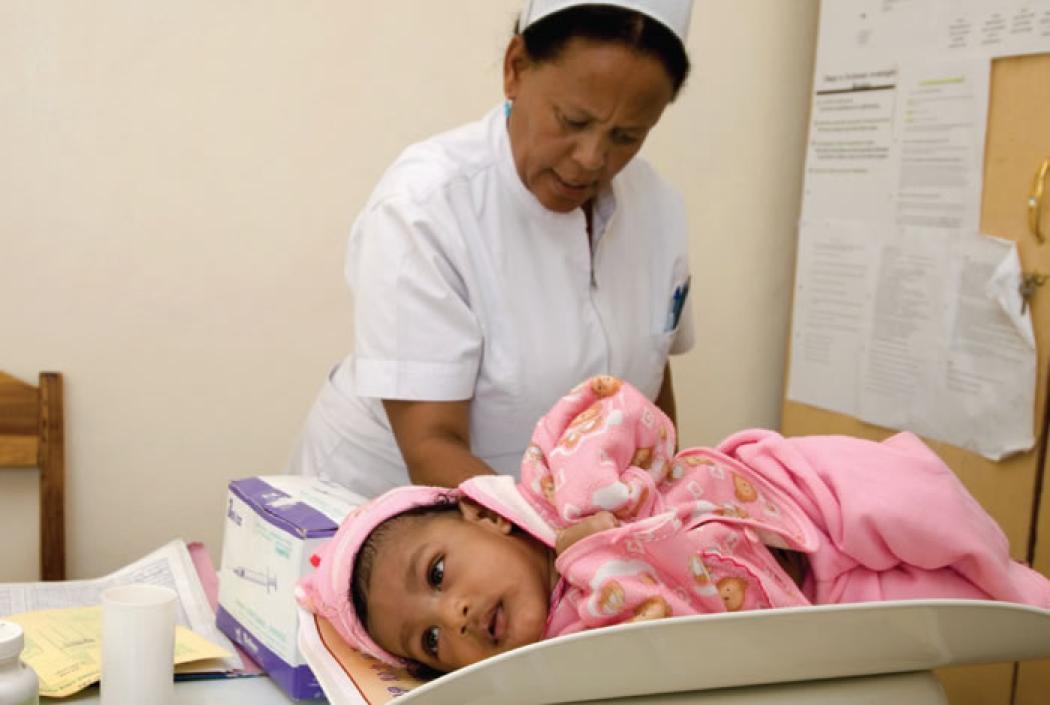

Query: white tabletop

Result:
[61,672,947,705]
[62,675,310,704]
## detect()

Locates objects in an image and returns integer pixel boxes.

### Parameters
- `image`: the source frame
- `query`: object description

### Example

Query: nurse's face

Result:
[503,36,675,213]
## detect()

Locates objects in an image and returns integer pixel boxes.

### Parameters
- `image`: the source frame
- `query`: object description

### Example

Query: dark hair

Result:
[518,5,690,98]
[350,496,459,675]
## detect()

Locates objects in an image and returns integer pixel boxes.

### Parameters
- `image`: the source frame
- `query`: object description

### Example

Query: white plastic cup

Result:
[100,584,177,705]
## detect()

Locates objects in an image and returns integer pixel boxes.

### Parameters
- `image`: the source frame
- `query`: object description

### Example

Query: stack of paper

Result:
[0,539,247,697]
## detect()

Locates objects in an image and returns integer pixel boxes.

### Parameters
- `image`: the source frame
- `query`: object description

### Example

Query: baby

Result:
[297,376,1050,676]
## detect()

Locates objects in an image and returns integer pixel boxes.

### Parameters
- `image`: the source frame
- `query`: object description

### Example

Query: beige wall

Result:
[0,1,818,581]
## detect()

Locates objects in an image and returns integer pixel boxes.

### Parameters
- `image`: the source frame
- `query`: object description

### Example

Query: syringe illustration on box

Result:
[232,565,278,593]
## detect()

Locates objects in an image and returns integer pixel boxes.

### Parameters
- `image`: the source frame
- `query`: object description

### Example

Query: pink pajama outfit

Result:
[460,377,1050,640]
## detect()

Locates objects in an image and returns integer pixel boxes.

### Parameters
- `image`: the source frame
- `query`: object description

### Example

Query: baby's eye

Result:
[428,557,445,588]
[422,626,440,657]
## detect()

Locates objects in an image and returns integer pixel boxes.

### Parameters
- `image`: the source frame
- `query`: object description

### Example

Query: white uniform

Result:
[289,106,694,497]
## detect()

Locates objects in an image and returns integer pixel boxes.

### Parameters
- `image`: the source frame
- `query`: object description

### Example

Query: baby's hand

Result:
[555,511,619,556]
[628,596,673,623]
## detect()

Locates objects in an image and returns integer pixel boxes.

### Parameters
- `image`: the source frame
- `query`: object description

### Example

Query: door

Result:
[1015,445,1050,705]
[781,53,1050,705]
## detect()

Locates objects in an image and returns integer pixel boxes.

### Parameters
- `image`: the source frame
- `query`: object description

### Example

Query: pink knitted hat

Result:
[296,484,461,666]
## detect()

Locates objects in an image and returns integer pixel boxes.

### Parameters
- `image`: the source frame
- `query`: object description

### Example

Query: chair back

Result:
[0,371,65,580]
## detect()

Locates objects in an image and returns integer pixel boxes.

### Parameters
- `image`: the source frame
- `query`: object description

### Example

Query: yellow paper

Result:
[6,606,232,698]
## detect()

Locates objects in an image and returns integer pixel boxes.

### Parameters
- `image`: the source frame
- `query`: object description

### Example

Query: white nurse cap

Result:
[519,0,693,43]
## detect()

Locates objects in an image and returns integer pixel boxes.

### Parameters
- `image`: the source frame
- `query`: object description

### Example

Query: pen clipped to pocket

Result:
[665,275,691,332]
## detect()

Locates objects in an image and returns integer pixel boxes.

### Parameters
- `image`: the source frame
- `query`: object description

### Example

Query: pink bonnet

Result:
[296,484,461,666]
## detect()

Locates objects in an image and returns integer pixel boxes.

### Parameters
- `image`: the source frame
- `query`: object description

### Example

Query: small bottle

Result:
[0,621,38,705]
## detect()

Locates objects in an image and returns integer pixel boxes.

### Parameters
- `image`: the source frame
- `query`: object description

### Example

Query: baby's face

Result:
[366,502,554,673]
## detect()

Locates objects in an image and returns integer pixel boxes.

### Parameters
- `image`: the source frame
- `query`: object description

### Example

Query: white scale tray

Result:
[306,599,1050,705]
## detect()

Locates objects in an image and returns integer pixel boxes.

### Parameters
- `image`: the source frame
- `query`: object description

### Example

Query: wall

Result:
[0,0,819,581]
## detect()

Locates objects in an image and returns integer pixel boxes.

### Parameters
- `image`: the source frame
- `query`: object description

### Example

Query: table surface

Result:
[61,675,309,704]
[53,671,952,705]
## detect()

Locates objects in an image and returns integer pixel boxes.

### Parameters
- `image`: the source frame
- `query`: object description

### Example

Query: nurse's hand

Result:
[655,363,679,452]
[382,399,497,487]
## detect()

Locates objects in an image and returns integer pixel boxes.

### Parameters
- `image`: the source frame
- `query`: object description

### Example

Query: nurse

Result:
[289,0,696,498]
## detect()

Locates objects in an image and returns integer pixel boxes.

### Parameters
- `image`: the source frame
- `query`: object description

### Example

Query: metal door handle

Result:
[1030,156,1049,243]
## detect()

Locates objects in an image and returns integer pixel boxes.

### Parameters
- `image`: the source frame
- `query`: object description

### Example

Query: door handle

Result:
[1030,156,1049,244]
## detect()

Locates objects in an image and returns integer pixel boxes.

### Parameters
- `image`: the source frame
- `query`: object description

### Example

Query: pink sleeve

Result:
[520,376,676,524]
[548,514,803,638]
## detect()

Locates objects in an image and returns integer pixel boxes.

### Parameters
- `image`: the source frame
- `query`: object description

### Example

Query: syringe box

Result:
[217,476,363,700]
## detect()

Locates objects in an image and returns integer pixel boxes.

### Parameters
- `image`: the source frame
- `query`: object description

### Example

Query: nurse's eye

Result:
[422,626,440,658]
[612,130,642,146]
[560,113,589,130]
[428,557,445,588]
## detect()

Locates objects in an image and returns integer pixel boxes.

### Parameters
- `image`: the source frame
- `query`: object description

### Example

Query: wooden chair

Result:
[0,371,65,580]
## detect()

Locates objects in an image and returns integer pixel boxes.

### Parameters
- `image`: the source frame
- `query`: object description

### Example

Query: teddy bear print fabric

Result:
[512,376,1050,639]
[519,377,822,637]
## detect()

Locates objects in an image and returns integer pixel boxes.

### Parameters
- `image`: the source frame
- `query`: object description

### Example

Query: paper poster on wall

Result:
[802,57,990,227]
[786,12,1042,461]
[787,220,877,416]
[814,0,1050,63]
[893,60,990,232]
[788,223,1036,460]
[800,65,900,224]
[942,0,1050,57]
[812,0,938,69]
[856,231,1037,461]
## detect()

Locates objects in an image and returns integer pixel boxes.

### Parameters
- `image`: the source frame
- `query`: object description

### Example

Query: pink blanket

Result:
[469,376,1050,636]
[718,429,1050,606]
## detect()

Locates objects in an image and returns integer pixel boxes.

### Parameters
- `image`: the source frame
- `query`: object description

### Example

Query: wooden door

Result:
[1015,445,1050,705]
[781,53,1050,705]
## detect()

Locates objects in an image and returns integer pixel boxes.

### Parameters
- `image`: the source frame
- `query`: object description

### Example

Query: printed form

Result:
[789,38,1037,459]
[0,538,244,694]
[6,609,231,697]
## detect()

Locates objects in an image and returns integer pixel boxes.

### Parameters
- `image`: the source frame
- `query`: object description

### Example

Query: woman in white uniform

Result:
[289,0,696,498]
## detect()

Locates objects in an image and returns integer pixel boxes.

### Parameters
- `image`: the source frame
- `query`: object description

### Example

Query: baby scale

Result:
[302,599,1050,704]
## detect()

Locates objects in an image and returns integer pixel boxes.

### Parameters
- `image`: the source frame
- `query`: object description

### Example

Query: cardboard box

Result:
[217,475,364,700]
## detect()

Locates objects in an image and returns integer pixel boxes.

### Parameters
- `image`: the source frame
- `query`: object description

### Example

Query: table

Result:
[62,675,307,704]
[58,672,948,705]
